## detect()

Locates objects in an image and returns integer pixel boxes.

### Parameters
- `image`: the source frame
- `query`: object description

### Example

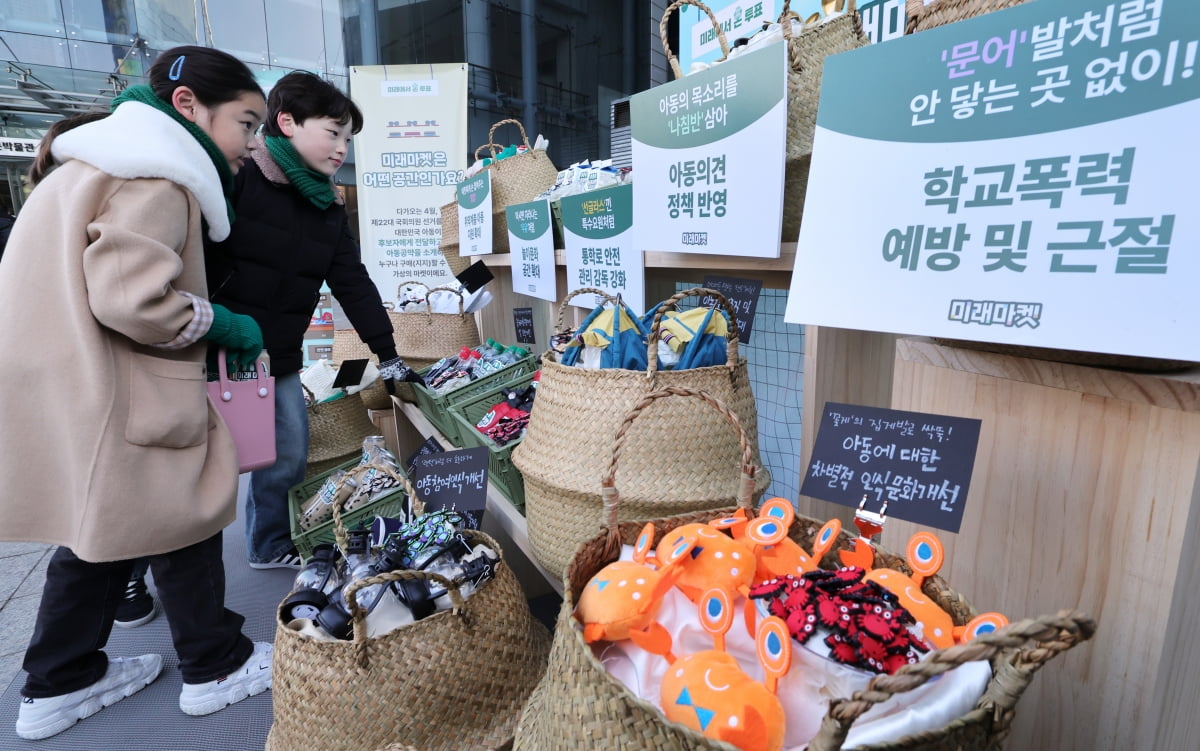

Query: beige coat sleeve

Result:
[81,178,199,345]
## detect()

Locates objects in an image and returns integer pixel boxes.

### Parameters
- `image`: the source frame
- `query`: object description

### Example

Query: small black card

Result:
[456,261,494,294]
[331,358,369,389]
[702,275,762,344]
[406,436,444,476]
[513,307,536,345]
[800,402,982,533]
[411,447,489,528]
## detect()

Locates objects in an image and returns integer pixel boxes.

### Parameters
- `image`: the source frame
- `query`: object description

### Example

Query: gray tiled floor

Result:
[0,541,53,693]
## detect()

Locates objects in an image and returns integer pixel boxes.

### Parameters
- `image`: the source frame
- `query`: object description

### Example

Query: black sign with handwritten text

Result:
[513,307,536,345]
[411,447,489,528]
[800,402,981,533]
[702,275,761,344]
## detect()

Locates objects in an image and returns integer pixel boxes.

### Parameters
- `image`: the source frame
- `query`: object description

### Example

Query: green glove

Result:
[204,304,264,370]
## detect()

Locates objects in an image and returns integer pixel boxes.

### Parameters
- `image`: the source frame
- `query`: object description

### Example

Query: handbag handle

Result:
[397,279,467,318]
[341,528,505,668]
[597,385,757,562]
[807,609,1097,750]
[484,118,533,158]
[661,0,731,80]
[212,348,270,399]
[645,286,740,381]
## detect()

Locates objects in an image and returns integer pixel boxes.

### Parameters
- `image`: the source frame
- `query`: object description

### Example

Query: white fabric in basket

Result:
[592,545,991,750]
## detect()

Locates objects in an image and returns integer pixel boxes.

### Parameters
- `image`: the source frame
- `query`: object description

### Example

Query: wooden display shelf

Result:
[392,398,563,596]
[880,337,1200,751]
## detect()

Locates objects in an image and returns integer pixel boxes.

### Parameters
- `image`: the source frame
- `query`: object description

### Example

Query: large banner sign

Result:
[351,64,468,304]
[786,0,1200,361]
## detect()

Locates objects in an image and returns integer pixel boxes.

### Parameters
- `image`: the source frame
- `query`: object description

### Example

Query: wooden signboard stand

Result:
[871,337,1200,750]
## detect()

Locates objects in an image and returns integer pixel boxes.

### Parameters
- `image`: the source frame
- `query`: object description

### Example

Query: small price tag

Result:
[703,275,761,344]
[513,307,536,345]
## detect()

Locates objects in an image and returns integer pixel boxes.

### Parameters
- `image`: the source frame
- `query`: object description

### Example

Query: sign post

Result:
[457,170,494,257]
[506,198,557,301]
[561,184,646,314]
[631,41,787,258]
[785,0,1200,362]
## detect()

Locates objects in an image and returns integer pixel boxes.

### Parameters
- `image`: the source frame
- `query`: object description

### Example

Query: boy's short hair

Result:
[263,71,363,137]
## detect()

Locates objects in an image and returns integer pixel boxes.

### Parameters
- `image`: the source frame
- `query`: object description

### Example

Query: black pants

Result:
[21,531,254,698]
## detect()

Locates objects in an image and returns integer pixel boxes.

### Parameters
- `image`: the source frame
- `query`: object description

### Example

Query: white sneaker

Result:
[16,654,164,740]
[178,641,272,716]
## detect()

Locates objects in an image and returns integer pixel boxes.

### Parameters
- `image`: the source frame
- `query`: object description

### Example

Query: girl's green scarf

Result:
[265,135,337,210]
[110,84,235,224]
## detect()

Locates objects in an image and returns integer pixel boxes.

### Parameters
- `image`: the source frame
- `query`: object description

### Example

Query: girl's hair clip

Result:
[168,55,186,81]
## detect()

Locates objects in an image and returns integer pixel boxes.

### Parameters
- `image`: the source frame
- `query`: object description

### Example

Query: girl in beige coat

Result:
[0,47,275,740]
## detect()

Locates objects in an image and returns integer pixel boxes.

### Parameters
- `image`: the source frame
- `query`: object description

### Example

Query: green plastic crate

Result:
[412,354,537,445]
[287,457,412,560]
[448,374,534,513]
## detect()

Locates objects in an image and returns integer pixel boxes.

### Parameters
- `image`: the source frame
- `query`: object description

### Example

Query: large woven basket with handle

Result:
[514,386,1096,750]
[512,287,769,580]
[390,280,482,401]
[268,478,551,751]
[473,119,559,253]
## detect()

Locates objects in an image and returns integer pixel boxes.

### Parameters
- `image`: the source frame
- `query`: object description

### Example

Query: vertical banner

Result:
[458,171,494,256]
[561,184,646,315]
[507,199,558,302]
[351,64,468,304]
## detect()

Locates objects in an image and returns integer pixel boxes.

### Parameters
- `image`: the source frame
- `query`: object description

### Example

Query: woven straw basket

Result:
[474,119,559,254]
[330,329,391,410]
[305,387,377,467]
[267,481,552,751]
[514,387,1096,751]
[390,281,482,401]
[512,287,770,579]
[904,0,1031,34]
[661,1,868,243]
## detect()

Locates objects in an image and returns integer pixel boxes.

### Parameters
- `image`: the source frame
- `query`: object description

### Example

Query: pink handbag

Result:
[207,349,277,472]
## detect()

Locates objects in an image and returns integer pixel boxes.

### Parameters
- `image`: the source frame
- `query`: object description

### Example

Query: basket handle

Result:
[598,385,757,562]
[425,285,467,317]
[485,118,533,158]
[474,143,500,160]
[645,286,740,382]
[343,528,506,668]
[806,609,1098,751]
[397,279,431,305]
[552,287,620,335]
[661,0,731,80]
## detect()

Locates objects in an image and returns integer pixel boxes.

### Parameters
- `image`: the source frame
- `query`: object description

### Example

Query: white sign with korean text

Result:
[561,184,646,315]
[350,64,467,299]
[785,0,1200,361]
[457,170,494,257]
[0,137,39,159]
[506,199,557,302]
[631,41,787,258]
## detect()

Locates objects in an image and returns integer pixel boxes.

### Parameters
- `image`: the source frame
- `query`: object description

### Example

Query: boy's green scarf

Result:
[265,134,337,209]
[110,85,235,223]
